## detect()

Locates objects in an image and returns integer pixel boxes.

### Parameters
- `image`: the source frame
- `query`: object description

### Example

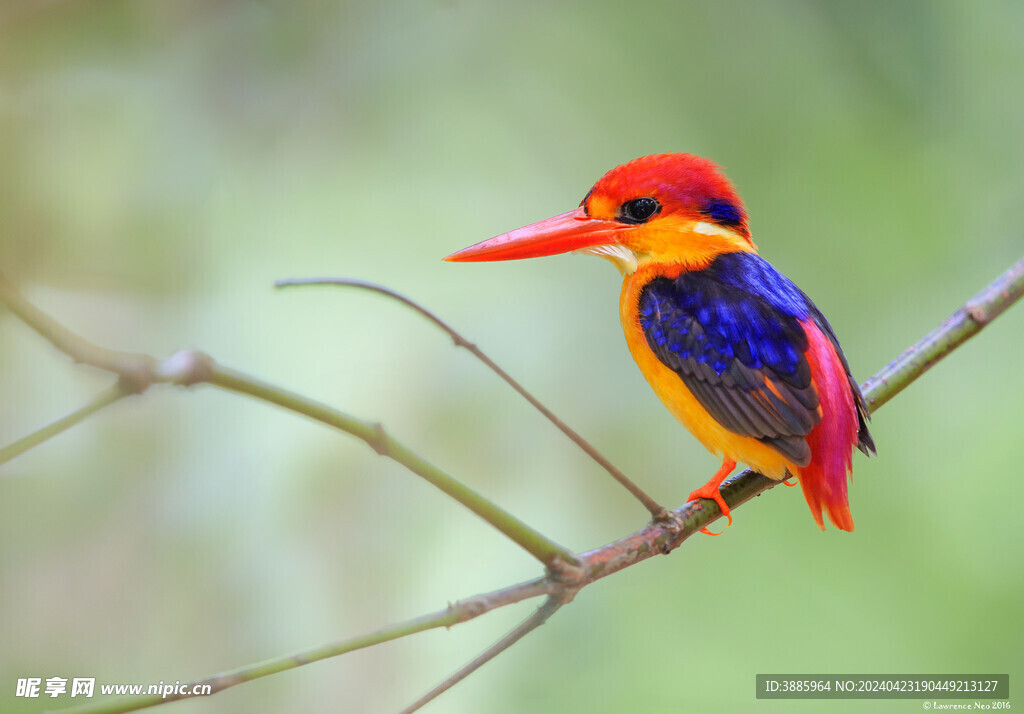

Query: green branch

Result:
[0,382,128,467]
[275,277,669,519]
[3,254,1022,714]
[0,274,577,570]
[0,274,158,390]
[208,364,577,567]
[57,579,550,714]
[398,596,566,714]
[860,255,1024,411]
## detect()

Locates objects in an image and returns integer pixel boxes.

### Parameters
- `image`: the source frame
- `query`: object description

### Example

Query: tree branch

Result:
[0,381,128,467]
[860,255,1024,411]
[3,254,1022,713]
[0,274,578,570]
[207,363,578,568]
[56,578,551,714]
[275,277,669,520]
[399,596,566,714]
[0,274,159,392]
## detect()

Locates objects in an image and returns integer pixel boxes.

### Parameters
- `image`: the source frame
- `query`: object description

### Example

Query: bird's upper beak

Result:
[444,207,626,262]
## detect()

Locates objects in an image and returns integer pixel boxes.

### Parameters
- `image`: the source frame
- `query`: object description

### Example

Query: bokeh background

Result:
[2,1,1022,712]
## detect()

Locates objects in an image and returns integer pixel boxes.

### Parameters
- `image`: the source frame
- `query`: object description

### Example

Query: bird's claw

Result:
[688,484,732,534]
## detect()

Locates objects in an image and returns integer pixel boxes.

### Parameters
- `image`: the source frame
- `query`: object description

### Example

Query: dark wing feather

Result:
[638,258,823,466]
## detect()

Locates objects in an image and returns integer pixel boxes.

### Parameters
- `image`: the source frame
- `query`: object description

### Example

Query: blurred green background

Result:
[1,1,1022,712]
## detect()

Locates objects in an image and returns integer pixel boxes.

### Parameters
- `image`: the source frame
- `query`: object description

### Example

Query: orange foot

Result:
[688,458,737,535]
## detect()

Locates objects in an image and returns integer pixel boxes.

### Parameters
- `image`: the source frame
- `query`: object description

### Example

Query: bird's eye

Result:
[619,197,660,224]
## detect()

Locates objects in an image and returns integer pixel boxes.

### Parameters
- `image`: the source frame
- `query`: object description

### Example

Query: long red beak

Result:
[444,207,625,262]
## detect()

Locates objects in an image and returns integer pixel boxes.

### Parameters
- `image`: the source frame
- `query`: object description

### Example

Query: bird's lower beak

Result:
[444,207,625,262]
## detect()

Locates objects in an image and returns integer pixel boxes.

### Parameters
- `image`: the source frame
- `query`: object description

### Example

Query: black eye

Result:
[619,197,660,224]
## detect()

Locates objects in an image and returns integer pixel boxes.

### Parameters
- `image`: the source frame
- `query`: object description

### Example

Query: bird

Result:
[445,153,874,532]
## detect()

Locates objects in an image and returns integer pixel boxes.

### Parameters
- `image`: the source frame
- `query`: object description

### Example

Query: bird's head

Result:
[445,153,755,275]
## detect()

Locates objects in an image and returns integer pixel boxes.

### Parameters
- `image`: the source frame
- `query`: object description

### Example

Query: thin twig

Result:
[57,578,551,714]
[0,274,158,390]
[0,381,128,467]
[399,596,566,714]
[0,274,578,570]
[208,363,578,568]
[860,255,1024,411]
[275,277,669,520]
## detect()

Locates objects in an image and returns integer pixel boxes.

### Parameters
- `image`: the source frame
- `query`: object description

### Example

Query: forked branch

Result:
[0,274,577,570]
[1,255,1021,714]
[275,277,669,519]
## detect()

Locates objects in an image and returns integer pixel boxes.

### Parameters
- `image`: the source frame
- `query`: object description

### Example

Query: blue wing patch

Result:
[638,252,822,465]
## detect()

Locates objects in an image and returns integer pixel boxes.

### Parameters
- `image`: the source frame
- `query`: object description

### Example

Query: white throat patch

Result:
[576,243,639,275]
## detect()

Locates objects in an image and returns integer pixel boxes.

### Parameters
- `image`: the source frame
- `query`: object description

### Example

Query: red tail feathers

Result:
[797,321,860,531]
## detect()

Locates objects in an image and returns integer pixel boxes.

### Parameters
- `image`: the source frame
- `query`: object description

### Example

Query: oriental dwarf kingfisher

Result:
[445,153,874,532]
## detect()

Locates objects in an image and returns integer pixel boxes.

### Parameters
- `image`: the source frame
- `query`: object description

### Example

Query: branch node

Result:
[158,350,216,387]
[368,422,389,456]
[652,509,686,553]
[546,554,586,597]
[115,356,160,395]
[965,302,989,324]
[449,597,487,625]
[451,334,474,349]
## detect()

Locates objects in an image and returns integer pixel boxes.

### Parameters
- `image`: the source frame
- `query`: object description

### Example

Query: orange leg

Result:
[688,457,737,535]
